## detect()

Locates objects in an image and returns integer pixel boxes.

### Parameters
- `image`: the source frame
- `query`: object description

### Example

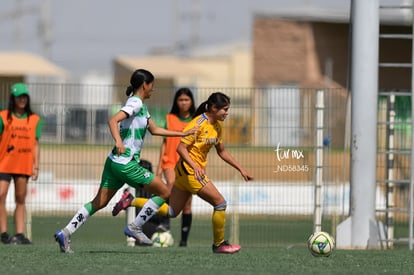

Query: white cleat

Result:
[124,223,152,246]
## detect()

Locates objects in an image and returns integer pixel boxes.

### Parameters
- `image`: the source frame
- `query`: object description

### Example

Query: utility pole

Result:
[0,0,52,58]
[174,0,201,55]
[38,0,53,58]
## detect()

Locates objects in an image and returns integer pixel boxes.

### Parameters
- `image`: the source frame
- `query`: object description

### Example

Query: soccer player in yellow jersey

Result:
[113,92,253,253]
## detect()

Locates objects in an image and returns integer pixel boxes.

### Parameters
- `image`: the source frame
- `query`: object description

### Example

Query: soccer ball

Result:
[151,231,174,247]
[307,231,335,257]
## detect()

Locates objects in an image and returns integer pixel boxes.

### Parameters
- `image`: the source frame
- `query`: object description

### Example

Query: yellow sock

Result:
[158,203,169,216]
[212,210,225,246]
[130,197,148,208]
[130,197,169,216]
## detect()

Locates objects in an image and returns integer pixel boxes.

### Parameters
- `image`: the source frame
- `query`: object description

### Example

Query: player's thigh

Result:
[197,181,225,207]
[143,175,170,199]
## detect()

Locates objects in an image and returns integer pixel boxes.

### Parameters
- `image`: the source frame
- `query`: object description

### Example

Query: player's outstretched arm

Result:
[147,118,197,137]
[215,143,253,181]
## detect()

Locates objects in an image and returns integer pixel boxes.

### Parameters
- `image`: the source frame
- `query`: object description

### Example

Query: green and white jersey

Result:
[108,96,150,164]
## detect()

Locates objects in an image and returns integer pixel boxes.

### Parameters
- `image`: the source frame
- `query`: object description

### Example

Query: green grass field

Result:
[1,216,414,274]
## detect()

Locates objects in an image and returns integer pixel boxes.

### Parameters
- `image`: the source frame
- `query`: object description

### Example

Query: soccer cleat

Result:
[112,190,134,216]
[10,234,32,244]
[212,240,241,254]
[54,229,73,253]
[1,232,11,244]
[179,240,187,247]
[124,223,152,246]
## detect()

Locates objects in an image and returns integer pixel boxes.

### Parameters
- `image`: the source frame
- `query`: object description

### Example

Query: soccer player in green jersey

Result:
[54,69,196,253]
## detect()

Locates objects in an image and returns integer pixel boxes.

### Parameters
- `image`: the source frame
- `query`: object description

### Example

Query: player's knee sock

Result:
[181,213,192,242]
[133,197,165,227]
[131,197,149,208]
[212,201,227,246]
[157,203,169,216]
[64,202,94,235]
[131,197,170,216]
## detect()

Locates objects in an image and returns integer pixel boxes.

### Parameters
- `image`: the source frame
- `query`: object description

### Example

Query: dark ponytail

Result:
[125,86,134,96]
[125,69,155,96]
[194,92,230,117]
[194,101,208,117]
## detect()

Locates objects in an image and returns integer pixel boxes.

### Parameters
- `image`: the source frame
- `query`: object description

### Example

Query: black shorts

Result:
[0,173,29,181]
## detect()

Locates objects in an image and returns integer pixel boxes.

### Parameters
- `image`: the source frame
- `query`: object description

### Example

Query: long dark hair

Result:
[194,92,231,117]
[125,69,155,96]
[170,87,196,117]
[7,94,33,122]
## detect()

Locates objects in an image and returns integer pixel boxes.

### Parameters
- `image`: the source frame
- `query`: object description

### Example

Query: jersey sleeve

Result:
[36,118,44,139]
[121,96,142,117]
[0,116,3,135]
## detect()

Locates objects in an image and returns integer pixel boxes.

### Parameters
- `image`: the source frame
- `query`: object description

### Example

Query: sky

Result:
[0,0,358,79]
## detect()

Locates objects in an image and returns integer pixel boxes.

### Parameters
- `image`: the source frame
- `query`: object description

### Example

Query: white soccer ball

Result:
[151,231,174,247]
[307,231,335,257]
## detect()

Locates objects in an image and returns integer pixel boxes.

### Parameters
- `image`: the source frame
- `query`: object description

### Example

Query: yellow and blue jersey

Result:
[180,113,222,174]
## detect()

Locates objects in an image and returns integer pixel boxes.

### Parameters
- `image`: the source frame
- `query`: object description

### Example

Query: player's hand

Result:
[115,141,126,156]
[239,168,253,181]
[193,165,205,181]
[183,126,199,136]
[31,168,39,181]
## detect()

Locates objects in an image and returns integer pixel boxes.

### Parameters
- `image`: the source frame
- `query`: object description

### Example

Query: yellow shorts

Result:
[174,160,210,194]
